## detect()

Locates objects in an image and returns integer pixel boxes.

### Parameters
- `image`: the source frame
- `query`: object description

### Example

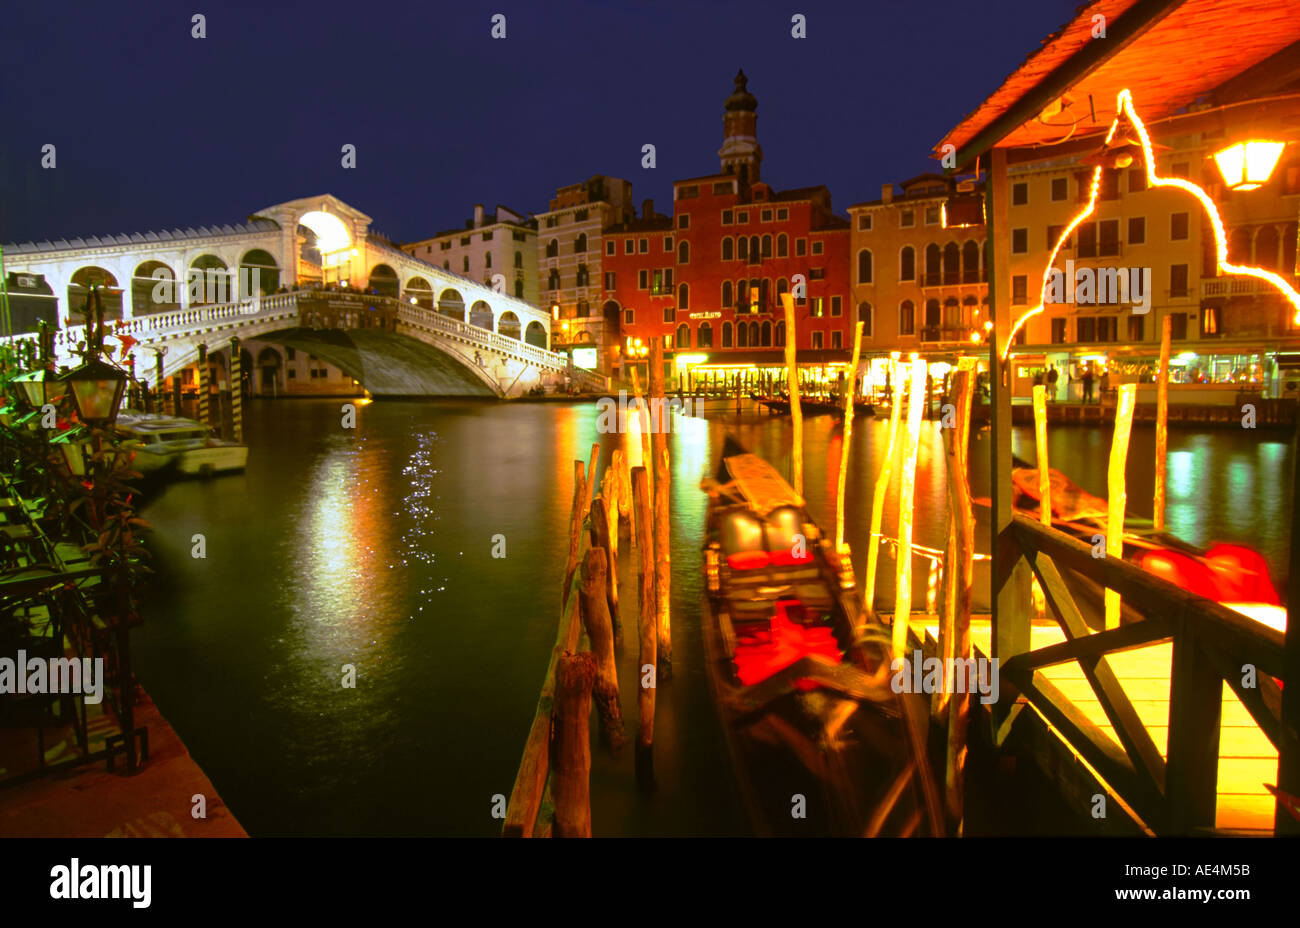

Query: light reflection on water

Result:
[131,398,1291,836]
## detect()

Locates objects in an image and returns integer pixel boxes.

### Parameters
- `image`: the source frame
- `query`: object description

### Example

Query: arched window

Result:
[722,322,733,347]
[722,237,734,261]
[698,322,713,348]
[759,278,770,312]
[943,242,960,285]
[548,269,561,291]
[678,241,690,264]
[514,251,523,268]
[722,280,733,307]
[546,239,559,258]
[748,321,760,346]
[777,278,789,303]
[462,256,470,273]
[760,321,772,346]
[925,299,941,337]
[775,321,786,347]
[485,252,492,269]
[515,280,524,298]
[1230,227,1252,263]
[750,236,760,264]
[858,302,873,337]
[575,233,587,254]
[576,264,589,287]
[1256,226,1280,270]
[900,300,915,336]
[962,240,979,283]
[761,235,772,258]
[678,282,690,309]
[738,237,749,261]
[737,280,749,308]
[857,249,873,284]
[900,246,915,282]
[925,244,941,285]
[737,321,749,347]
[777,233,788,258]
[676,323,690,349]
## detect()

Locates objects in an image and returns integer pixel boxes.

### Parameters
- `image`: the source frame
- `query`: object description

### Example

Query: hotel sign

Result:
[688,312,720,320]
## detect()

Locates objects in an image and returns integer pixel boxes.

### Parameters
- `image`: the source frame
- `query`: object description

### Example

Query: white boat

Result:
[114,414,248,477]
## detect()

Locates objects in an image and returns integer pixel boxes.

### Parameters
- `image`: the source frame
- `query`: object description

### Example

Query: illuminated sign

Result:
[688,312,721,320]
[572,347,598,369]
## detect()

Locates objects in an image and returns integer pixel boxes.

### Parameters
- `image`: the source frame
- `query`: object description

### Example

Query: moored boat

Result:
[114,414,249,478]
[700,437,944,836]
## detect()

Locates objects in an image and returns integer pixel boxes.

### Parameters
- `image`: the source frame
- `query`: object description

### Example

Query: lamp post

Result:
[1214,140,1285,192]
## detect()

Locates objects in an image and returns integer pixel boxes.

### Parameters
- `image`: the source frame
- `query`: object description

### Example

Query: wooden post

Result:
[648,339,671,676]
[1276,409,1300,835]
[631,466,657,787]
[561,460,587,608]
[580,546,625,750]
[892,359,927,659]
[864,359,904,620]
[196,343,209,428]
[835,322,863,553]
[1105,384,1137,630]
[1154,314,1172,532]
[172,375,182,418]
[1033,385,1051,526]
[552,650,595,837]
[229,335,243,443]
[588,496,621,646]
[611,448,631,534]
[630,366,652,499]
[780,292,803,495]
[583,442,600,521]
[942,369,976,825]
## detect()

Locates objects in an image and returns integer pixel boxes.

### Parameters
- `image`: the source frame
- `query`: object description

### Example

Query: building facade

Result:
[401,204,538,305]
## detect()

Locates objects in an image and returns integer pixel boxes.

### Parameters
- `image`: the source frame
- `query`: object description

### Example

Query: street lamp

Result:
[61,357,127,426]
[1214,140,1286,192]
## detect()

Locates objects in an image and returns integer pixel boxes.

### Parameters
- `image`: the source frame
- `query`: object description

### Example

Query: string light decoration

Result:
[1004,89,1298,359]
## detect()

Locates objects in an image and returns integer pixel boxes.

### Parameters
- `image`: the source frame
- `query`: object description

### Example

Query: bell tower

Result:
[719,69,762,185]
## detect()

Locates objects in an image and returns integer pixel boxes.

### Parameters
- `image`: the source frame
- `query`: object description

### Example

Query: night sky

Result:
[1,0,1078,246]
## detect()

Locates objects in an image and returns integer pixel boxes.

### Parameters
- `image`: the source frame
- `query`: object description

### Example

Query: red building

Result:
[604,71,853,390]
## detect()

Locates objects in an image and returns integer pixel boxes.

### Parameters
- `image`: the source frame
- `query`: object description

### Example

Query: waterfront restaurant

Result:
[936,0,1300,834]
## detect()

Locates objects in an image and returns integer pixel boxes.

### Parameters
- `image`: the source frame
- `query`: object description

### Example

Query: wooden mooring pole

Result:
[781,293,803,495]
[864,360,904,621]
[229,336,243,443]
[562,460,587,609]
[891,359,927,659]
[552,650,595,837]
[834,322,863,554]
[649,339,671,676]
[1105,384,1137,630]
[580,545,625,750]
[942,368,976,826]
[631,466,657,787]
[196,343,209,429]
[588,495,622,647]
[1154,315,1172,532]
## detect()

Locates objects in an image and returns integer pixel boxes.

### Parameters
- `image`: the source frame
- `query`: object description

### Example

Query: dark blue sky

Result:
[0,0,1077,245]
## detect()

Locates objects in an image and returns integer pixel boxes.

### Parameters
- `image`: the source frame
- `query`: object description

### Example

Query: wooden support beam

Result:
[1278,403,1300,834]
[1165,617,1222,834]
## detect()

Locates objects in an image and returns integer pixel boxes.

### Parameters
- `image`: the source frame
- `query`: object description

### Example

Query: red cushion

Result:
[726,550,771,570]
[769,550,815,567]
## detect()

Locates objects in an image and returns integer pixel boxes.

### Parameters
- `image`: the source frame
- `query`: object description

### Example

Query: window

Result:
[762,235,772,258]
[678,215,690,230]
[575,209,588,221]
[547,239,559,258]
[1077,223,1097,258]
[737,211,749,223]
[859,302,873,336]
[638,269,648,289]
[1050,318,1067,343]
[1012,228,1028,254]
[1099,219,1120,257]
[1171,212,1189,241]
[722,322,733,347]
[777,234,788,257]
[737,237,748,262]
[624,308,634,325]
[676,324,690,349]
[603,272,616,290]
[1127,315,1144,342]
[1047,224,1065,249]
[460,236,471,246]
[1172,162,1190,179]
[722,210,733,225]
[713,181,733,195]
[663,306,675,324]
[1012,275,1027,305]
[812,331,824,349]
[698,323,713,347]
[575,233,587,253]
[1051,177,1068,201]
[722,238,733,261]
[678,283,689,309]
[899,301,915,336]
[810,297,823,317]
[462,256,470,272]
[1097,317,1117,342]
[831,330,843,349]
[858,214,873,231]
[606,240,615,256]
[677,185,699,200]
[638,238,648,254]
[812,240,823,255]
[514,251,523,268]
[515,280,524,297]
[664,236,673,252]
[1128,217,1145,245]
[678,241,690,264]
[441,240,451,250]
[1170,312,1188,340]
[624,239,633,255]
[575,264,589,287]
[761,209,772,222]
[901,210,915,228]
[286,347,296,361]
[1170,264,1188,298]
[485,253,492,268]
[830,295,842,317]
[1076,317,1096,342]
[1100,171,1120,200]
[1201,305,1220,336]
[848,247,870,286]
[924,206,940,225]
[287,369,296,379]
[1012,182,1028,205]
[795,238,807,256]
[548,269,561,290]
[545,216,558,228]
[900,246,915,281]
[722,280,732,307]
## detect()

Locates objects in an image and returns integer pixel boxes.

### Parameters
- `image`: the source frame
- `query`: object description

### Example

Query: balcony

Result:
[920,270,987,289]
[920,324,978,344]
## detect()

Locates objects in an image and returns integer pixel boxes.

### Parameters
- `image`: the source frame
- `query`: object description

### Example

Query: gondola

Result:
[700,437,945,836]
[757,395,877,417]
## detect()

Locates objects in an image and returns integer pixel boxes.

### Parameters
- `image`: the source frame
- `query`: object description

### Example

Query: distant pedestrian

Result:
[1082,365,1095,404]
[1046,364,1059,401]
[1099,368,1110,400]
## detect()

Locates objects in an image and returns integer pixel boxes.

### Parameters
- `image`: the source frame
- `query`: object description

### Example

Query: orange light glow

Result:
[1005,90,1300,360]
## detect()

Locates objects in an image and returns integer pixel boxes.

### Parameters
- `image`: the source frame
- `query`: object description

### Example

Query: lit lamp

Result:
[1214,140,1285,191]
[11,368,63,411]
[51,428,87,477]
[61,357,127,426]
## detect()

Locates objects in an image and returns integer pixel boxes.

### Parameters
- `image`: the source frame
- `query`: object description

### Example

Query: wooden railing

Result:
[1000,515,1286,834]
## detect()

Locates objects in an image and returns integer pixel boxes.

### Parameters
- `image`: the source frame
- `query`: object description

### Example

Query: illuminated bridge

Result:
[1,194,603,397]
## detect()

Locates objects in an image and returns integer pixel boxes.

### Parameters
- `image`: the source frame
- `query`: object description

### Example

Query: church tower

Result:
[719,69,762,185]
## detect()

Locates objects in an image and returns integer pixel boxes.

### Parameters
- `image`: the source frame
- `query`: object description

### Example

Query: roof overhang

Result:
[937,0,1300,170]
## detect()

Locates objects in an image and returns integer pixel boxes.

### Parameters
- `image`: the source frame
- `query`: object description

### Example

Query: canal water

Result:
[131,398,1293,836]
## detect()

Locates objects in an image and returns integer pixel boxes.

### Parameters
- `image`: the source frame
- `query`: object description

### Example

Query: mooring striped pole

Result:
[229,336,243,443]
[197,342,209,427]
[155,351,165,414]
